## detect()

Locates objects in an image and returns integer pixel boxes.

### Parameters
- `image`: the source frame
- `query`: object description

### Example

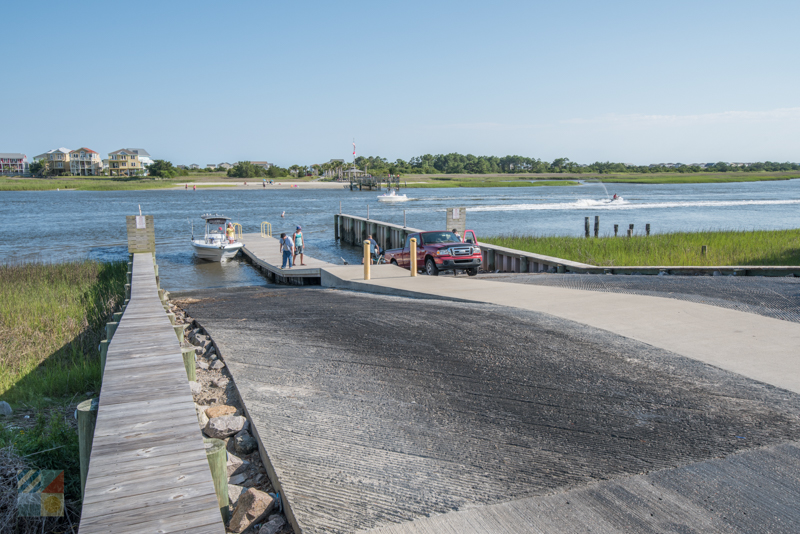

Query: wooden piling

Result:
[364,240,371,280]
[106,322,118,343]
[627,229,632,238]
[203,438,230,523]
[78,398,99,500]
[614,224,619,237]
[594,216,599,238]
[585,217,590,238]
[701,245,707,256]
[173,324,187,343]
[99,341,109,375]
[181,345,196,381]
[646,223,651,236]
[629,223,634,234]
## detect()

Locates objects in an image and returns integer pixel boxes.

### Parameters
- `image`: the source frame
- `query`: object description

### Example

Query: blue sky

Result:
[2,0,798,166]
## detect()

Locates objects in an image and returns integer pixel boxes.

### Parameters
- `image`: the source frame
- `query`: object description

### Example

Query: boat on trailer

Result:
[191,213,243,262]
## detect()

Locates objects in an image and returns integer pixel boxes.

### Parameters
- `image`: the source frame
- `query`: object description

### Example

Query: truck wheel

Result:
[390,259,398,266]
[425,258,439,276]
[467,267,479,276]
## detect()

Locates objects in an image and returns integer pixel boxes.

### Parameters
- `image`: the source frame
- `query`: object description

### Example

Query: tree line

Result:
[331,154,800,175]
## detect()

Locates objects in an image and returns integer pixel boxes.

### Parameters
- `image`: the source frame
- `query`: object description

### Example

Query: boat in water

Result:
[191,213,244,262]
[377,189,409,202]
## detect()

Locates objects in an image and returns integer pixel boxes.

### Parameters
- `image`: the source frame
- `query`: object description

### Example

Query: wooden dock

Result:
[79,252,224,533]
[240,233,330,285]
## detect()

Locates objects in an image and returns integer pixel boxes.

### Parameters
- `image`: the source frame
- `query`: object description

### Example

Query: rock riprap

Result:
[204,415,246,439]
[228,488,275,533]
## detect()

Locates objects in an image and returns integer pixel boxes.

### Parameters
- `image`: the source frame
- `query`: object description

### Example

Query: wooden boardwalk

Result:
[79,253,224,533]
[240,233,331,284]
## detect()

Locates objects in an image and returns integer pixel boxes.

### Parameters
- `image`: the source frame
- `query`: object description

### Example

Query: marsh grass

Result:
[0,261,127,404]
[484,230,800,266]
[0,176,180,191]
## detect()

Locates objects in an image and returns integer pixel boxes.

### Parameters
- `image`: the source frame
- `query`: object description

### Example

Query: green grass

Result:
[0,261,127,404]
[0,176,184,191]
[483,230,800,266]
[0,260,126,517]
[410,180,580,188]
[599,174,799,185]
[402,171,800,185]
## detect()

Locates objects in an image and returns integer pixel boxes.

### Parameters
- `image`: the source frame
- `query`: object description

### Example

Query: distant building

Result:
[190,164,200,170]
[206,164,217,170]
[250,161,272,170]
[34,148,71,175]
[108,149,144,176]
[0,153,28,175]
[69,148,103,176]
[218,162,233,170]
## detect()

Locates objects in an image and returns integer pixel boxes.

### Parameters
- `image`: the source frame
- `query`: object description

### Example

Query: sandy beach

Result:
[171,181,349,190]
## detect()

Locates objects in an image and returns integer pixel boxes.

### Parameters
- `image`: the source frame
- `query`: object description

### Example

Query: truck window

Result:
[464,230,476,244]
[421,232,460,245]
[405,234,418,249]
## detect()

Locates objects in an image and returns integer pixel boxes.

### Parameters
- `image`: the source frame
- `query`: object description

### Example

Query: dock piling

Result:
[410,238,418,276]
[594,216,599,238]
[646,224,651,236]
[585,217,590,238]
[203,438,230,523]
[78,398,99,500]
[364,241,371,280]
[702,245,707,256]
[614,224,619,237]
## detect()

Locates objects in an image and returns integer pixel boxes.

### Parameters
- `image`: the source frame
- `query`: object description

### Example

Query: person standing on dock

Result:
[279,233,294,269]
[293,226,306,266]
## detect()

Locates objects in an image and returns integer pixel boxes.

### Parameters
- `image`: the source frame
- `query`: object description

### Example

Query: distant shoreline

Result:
[1,173,798,191]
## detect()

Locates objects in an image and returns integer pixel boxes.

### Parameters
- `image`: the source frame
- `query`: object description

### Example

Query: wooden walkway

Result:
[240,233,331,284]
[79,253,224,533]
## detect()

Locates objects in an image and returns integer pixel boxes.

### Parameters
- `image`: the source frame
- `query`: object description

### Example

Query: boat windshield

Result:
[421,232,460,245]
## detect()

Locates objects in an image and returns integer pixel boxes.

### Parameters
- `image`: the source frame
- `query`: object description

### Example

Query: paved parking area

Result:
[477,273,800,323]
[179,285,800,533]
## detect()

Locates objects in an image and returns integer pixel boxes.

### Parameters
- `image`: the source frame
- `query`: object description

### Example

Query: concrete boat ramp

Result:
[177,236,800,533]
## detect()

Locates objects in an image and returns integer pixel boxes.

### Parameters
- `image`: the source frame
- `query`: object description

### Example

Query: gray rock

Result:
[227,453,251,477]
[197,360,209,370]
[212,377,229,388]
[206,345,216,356]
[235,431,258,455]
[205,415,247,439]
[189,381,202,395]
[195,346,204,355]
[195,404,209,428]
[0,401,12,416]
[211,360,226,370]
[228,483,246,508]
[228,472,249,485]
[258,515,285,534]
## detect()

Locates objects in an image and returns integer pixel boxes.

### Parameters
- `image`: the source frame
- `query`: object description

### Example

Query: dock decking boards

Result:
[78,253,224,534]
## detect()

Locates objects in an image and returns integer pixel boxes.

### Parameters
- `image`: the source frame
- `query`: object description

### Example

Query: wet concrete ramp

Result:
[179,286,800,533]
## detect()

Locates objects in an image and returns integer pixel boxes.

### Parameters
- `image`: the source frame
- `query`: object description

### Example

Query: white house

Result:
[218,162,233,170]
[0,153,28,175]
[190,164,200,170]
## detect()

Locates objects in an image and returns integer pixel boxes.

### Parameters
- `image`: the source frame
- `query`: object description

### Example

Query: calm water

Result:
[2,179,799,291]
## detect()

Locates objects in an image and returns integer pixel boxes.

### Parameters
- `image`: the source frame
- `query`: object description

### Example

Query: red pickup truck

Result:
[384,230,482,276]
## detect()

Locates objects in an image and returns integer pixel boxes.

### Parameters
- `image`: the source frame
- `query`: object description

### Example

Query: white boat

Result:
[191,214,244,262]
[377,189,409,202]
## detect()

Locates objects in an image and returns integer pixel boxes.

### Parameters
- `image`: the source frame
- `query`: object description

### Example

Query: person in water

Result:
[613,194,618,200]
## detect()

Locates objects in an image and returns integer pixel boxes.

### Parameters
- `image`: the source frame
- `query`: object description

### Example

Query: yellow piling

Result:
[410,238,418,277]
[364,240,371,280]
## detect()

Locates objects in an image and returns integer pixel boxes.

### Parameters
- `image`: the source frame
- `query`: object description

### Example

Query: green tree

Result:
[29,160,47,177]
[227,161,266,178]
[147,159,177,178]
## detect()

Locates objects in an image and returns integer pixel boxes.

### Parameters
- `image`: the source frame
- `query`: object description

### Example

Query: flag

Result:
[353,142,356,157]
